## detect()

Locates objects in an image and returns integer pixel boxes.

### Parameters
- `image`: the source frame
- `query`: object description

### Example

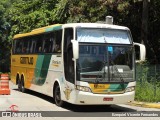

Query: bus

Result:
[11,18,146,107]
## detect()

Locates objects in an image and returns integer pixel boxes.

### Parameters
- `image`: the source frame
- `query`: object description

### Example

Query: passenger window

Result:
[36,35,44,53]
[13,30,62,54]
[31,39,36,53]
[54,30,62,53]
[43,34,51,53]
[16,40,23,53]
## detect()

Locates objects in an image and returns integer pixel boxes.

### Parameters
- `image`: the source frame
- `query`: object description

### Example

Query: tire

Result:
[54,85,64,107]
[21,76,26,93]
[18,78,22,92]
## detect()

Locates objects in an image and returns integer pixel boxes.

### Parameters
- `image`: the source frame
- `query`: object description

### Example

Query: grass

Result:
[135,81,160,102]
[135,63,160,102]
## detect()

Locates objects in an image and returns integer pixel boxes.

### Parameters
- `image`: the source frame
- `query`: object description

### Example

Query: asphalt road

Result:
[0,81,160,120]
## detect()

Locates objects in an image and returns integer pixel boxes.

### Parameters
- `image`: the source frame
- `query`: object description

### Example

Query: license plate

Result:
[103,97,113,101]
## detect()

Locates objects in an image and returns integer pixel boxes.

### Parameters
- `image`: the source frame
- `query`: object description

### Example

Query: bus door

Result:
[63,28,75,100]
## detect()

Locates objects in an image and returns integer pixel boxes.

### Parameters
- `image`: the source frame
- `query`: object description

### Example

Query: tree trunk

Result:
[141,0,148,45]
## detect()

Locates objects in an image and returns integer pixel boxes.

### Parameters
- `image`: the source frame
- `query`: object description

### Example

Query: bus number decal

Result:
[20,57,34,65]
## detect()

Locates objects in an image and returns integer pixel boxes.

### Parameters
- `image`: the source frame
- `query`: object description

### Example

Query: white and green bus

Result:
[11,17,146,107]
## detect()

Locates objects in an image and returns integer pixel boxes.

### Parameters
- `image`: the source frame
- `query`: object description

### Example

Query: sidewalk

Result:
[127,101,160,109]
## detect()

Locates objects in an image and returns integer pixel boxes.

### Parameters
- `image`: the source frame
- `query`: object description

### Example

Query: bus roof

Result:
[62,23,129,30]
[13,24,62,39]
[13,23,129,39]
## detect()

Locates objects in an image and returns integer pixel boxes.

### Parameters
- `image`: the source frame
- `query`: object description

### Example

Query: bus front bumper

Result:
[75,91,135,105]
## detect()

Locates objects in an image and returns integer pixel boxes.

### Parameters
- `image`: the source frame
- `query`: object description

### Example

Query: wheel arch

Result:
[53,79,66,107]
[53,80,61,98]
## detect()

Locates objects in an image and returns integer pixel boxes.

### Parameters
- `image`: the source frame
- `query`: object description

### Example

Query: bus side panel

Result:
[45,55,63,96]
[11,55,38,89]
[11,55,17,84]
[33,55,52,86]
[11,55,23,84]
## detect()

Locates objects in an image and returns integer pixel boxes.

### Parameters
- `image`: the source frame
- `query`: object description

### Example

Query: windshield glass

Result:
[77,28,131,44]
[76,45,134,83]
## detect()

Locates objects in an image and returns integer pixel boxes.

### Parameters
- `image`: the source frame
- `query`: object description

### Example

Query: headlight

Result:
[76,85,92,92]
[125,86,135,93]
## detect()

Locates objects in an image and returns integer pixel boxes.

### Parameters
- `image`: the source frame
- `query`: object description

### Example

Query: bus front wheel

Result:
[54,85,64,107]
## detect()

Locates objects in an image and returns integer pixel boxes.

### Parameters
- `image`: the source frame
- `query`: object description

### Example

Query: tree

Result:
[0,0,160,73]
[0,0,12,72]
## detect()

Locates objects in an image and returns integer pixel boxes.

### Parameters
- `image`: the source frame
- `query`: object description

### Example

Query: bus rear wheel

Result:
[54,85,64,107]
[21,76,26,93]
[18,79,22,92]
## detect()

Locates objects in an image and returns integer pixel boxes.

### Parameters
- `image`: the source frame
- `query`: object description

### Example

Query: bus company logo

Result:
[64,85,72,100]
[52,60,61,67]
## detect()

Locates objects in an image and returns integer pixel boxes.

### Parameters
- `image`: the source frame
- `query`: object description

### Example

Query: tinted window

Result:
[12,30,62,54]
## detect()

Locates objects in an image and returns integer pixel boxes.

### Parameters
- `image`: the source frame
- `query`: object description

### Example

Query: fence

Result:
[135,63,160,102]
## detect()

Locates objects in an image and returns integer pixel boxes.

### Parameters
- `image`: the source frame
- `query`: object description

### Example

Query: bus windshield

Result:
[77,28,131,44]
[77,45,134,83]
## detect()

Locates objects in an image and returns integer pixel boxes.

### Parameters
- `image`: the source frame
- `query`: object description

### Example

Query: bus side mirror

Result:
[71,40,79,60]
[134,42,146,63]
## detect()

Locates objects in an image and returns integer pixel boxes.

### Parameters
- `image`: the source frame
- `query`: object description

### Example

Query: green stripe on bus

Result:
[45,25,62,32]
[107,84,128,92]
[34,55,52,85]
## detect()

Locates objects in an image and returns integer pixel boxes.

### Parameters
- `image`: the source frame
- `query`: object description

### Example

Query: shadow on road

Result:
[13,88,54,104]
[62,103,137,112]
[13,89,137,112]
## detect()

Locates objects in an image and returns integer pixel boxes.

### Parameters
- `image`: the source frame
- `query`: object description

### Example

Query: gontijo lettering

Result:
[20,57,33,65]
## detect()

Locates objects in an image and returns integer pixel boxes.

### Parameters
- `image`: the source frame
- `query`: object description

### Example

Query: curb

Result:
[127,101,160,109]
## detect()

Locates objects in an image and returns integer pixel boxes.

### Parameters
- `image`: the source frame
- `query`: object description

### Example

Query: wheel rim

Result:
[55,86,61,105]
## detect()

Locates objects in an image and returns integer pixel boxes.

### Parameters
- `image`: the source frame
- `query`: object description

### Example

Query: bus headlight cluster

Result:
[125,86,135,93]
[76,85,91,92]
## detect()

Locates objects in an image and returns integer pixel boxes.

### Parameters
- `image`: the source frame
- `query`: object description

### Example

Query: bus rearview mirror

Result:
[71,40,79,60]
[134,42,146,63]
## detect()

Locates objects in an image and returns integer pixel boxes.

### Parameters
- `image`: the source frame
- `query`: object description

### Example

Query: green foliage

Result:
[135,64,160,102]
[52,0,68,23]
[0,0,12,72]
[6,0,58,35]
[147,0,160,61]
[0,0,160,72]
[135,81,160,102]
[66,0,131,23]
